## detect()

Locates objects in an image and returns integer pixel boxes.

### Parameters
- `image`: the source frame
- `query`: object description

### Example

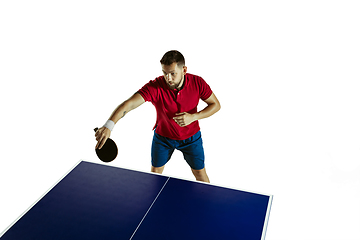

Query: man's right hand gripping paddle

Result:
[94,127,118,162]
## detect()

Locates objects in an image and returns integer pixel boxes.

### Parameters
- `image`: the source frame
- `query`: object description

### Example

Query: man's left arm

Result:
[173,93,221,127]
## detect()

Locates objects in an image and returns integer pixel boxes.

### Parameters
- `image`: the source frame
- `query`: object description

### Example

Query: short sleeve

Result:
[138,79,157,102]
[198,77,213,101]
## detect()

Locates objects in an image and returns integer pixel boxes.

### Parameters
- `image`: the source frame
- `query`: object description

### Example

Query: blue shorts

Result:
[151,131,205,170]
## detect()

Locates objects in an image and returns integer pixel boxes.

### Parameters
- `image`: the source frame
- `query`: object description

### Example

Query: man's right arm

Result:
[95,92,145,149]
[108,92,145,124]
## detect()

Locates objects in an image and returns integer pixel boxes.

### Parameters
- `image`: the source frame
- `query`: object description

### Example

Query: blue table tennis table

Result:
[0,161,272,240]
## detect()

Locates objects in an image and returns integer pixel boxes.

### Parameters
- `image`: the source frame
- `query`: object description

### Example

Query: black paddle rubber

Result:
[94,128,118,162]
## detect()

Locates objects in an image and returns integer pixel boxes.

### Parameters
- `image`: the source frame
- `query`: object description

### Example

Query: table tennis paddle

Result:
[94,128,118,162]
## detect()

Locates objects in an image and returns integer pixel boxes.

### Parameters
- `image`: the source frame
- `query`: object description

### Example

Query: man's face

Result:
[162,62,187,90]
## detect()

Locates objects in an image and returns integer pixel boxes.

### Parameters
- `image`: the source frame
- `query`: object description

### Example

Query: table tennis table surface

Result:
[0,161,272,240]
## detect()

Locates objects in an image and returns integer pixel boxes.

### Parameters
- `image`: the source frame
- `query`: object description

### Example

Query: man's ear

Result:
[183,66,188,75]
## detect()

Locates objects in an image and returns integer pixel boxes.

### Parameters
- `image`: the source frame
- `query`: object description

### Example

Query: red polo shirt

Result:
[138,73,213,140]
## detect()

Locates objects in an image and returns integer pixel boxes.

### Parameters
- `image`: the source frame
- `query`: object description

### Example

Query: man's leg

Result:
[178,131,208,182]
[151,131,174,175]
[151,165,165,174]
[191,167,210,183]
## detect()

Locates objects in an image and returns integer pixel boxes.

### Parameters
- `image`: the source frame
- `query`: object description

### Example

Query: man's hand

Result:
[95,127,111,149]
[173,112,196,127]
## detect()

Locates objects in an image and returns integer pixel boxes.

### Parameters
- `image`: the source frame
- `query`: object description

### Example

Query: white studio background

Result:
[1,1,359,239]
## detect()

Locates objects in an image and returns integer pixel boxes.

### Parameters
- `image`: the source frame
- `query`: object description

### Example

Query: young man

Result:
[95,50,220,183]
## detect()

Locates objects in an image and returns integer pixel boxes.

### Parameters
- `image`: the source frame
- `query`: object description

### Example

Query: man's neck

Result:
[176,75,185,90]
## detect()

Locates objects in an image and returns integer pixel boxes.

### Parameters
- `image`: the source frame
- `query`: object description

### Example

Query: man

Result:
[95,50,220,183]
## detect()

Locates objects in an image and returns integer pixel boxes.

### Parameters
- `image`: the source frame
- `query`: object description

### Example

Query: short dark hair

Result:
[160,50,185,67]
